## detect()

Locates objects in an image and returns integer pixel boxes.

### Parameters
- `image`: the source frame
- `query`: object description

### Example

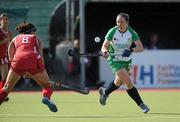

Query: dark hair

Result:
[117,12,129,23]
[0,13,8,27]
[0,13,7,19]
[16,23,36,34]
[0,13,8,20]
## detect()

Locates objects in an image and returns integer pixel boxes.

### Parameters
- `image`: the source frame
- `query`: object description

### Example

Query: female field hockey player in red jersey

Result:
[0,23,58,112]
[0,13,12,102]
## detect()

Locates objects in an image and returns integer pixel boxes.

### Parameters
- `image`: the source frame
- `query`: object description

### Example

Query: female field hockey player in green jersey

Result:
[99,12,150,113]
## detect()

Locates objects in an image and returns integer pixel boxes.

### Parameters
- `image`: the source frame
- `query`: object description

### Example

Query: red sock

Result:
[0,90,8,104]
[42,87,53,99]
[0,80,6,89]
[0,81,2,89]
[2,80,6,87]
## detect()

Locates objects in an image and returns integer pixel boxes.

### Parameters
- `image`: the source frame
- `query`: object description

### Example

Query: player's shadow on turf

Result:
[149,112,180,115]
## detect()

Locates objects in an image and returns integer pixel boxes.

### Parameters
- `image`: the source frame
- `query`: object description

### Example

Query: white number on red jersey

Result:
[22,36,29,43]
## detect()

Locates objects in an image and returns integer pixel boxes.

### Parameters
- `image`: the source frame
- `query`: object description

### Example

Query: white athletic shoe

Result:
[99,87,109,106]
[139,103,150,113]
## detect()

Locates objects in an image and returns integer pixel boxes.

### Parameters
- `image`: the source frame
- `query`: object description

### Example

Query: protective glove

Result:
[122,48,133,57]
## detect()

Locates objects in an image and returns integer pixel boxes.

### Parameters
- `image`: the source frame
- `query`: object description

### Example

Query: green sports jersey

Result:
[105,26,140,73]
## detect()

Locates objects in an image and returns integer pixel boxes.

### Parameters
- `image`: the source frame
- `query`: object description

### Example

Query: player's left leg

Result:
[121,70,150,113]
[31,70,58,112]
[126,86,150,113]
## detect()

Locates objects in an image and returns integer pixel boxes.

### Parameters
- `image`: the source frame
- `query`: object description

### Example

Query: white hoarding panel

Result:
[99,50,180,88]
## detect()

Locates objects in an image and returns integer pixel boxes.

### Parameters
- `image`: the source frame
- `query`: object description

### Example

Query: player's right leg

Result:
[31,70,58,112]
[0,64,8,88]
[99,87,109,106]
[0,69,21,105]
[0,64,9,102]
[99,74,122,106]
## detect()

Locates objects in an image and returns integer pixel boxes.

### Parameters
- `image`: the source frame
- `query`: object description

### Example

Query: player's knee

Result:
[114,80,122,87]
[125,81,133,89]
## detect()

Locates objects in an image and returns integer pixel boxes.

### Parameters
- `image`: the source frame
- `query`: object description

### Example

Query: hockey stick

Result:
[60,84,89,95]
[67,48,102,57]
[51,82,89,95]
[67,48,122,57]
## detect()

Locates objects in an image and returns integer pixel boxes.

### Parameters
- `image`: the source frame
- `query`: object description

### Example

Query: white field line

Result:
[0,113,180,119]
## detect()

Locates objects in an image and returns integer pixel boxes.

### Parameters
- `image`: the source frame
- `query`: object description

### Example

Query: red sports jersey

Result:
[0,28,11,58]
[11,34,44,75]
[0,28,11,65]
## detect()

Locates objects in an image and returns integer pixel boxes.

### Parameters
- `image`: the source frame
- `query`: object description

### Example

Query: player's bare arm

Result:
[0,37,10,45]
[38,39,45,64]
[7,33,12,45]
[101,39,110,52]
[8,40,16,63]
[131,40,144,52]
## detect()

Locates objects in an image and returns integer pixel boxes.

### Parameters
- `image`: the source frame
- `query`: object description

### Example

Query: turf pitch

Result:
[0,89,180,122]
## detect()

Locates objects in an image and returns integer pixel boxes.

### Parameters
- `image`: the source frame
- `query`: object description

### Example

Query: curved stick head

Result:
[83,88,90,95]
[67,48,74,56]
